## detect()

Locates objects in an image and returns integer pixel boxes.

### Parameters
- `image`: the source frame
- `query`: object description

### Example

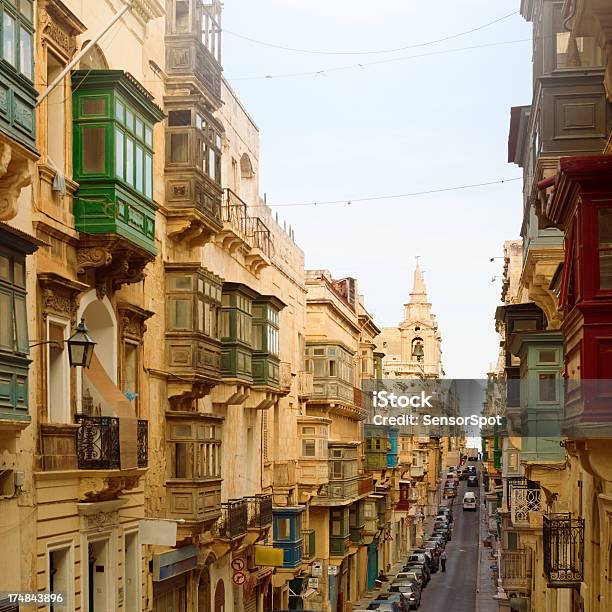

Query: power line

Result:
[227,37,535,81]
[258,177,522,208]
[224,10,519,56]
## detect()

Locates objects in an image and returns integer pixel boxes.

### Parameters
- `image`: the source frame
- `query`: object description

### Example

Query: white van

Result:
[463,491,477,511]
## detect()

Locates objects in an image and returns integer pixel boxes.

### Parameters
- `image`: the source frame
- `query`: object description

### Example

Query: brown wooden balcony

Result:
[500,548,532,591]
[166,479,222,524]
[279,362,292,394]
[218,499,248,540]
[358,474,374,496]
[302,529,316,561]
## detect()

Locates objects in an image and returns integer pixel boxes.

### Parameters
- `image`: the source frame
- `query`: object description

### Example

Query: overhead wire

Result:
[224,10,519,56]
[257,177,523,209]
[227,37,536,81]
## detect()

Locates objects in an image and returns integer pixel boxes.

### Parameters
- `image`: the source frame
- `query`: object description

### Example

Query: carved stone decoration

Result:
[79,474,142,502]
[76,236,154,297]
[117,302,155,343]
[38,0,86,63]
[0,142,34,221]
[38,272,89,325]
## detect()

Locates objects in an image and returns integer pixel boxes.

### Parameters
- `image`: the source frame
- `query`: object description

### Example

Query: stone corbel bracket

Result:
[0,141,36,222]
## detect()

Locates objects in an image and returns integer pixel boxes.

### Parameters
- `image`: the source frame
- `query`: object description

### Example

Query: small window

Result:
[145,126,153,147]
[126,137,134,184]
[82,97,106,116]
[135,144,144,192]
[302,439,316,457]
[125,107,134,131]
[329,360,337,377]
[301,427,316,435]
[538,373,557,402]
[170,298,192,330]
[168,110,191,126]
[19,28,32,79]
[538,350,556,364]
[170,133,188,164]
[82,126,106,174]
[115,99,125,123]
[3,12,15,66]
[115,129,124,179]
[145,153,153,199]
[276,518,290,541]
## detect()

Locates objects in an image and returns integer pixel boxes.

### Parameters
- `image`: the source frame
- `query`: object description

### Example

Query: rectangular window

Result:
[135,144,144,192]
[329,360,337,377]
[123,342,139,405]
[598,208,612,290]
[170,133,188,164]
[0,290,13,350]
[145,153,153,199]
[538,373,557,402]
[126,137,134,184]
[302,439,316,457]
[82,97,106,116]
[82,126,106,174]
[135,117,144,140]
[14,295,27,352]
[276,518,290,540]
[170,298,192,330]
[115,99,124,123]
[3,12,15,65]
[48,320,69,423]
[173,442,188,478]
[126,107,134,132]
[115,129,124,179]
[19,28,32,78]
[538,350,557,364]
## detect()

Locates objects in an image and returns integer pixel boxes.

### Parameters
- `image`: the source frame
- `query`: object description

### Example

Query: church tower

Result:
[377,262,443,378]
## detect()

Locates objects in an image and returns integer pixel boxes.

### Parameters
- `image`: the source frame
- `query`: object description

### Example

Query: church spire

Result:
[410,260,428,304]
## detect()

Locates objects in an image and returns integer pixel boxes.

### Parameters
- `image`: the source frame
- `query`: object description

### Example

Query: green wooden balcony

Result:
[72,70,164,256]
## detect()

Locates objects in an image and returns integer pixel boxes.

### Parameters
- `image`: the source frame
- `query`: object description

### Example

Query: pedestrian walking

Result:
[440,549,447,572]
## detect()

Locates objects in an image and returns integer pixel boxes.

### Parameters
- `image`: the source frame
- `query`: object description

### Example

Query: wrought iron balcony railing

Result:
[137,419,148,468]
[500,548,532,591]
[543,513,585,588]
[302,528,316,561]
[218,499,248,539]
[511,485,541,526]
[247,494,273,529]
[506,476,527,511]
[76,415,120,470]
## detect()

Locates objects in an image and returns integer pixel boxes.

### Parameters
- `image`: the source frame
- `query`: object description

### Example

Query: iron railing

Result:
[543,513,585,587]
[511,485,541,526]
[506,476,527,511]
[75,415,120,469]
[246,216,272,258]
[137,419,148,468]
[247,494,273,529]
[500,548,532,591]
[302,529,316,560]
[218,499,248,539]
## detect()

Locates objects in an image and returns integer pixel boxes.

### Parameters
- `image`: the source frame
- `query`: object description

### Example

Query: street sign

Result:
[232,571,246,586]
[328,565,339,576]
[308,578,319,589]
[311,561,322,577]
[231,558,245,572]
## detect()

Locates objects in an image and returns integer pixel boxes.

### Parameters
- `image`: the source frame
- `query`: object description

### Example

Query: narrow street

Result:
[418,480,479,612]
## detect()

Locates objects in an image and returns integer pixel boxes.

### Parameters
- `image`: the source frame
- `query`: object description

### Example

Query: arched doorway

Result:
[214,579,225,612]
[198,562,212,612]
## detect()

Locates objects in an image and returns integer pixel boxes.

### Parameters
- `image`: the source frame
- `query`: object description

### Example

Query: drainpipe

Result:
[36,1,134,106]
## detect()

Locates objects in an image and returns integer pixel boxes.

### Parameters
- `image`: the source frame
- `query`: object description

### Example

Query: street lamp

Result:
[67,318,96,368]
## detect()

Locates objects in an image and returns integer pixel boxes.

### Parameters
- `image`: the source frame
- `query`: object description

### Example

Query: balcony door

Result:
[88,540,109,612]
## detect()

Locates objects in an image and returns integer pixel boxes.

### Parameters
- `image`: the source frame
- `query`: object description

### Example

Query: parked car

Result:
[443,486,457,499]
[434,515,450,527]
[395,570,423,588]
[425,534,446,548]
[465,465,477,475]
[437,507,453,523]
[367,592,403,610]
[389,582,421,609]
[411,548,436,572]
[463,491,477,511]
[403,562,430,585]
[433,526,451,542]
[467,475,479,487]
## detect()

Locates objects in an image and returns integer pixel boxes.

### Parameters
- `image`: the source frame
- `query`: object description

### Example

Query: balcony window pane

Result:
[0,254,9,280]
[20,1,33,21]
[115,99,124,123]
[135,144,143,192]
[175,0,190,33]
[145,153,153,199]
[302,439,316,456]
[276,518,290,540]
[3,12,15,66]
[145,126,153,147]
[598,208,612,289]
[0,291,13,349]
[174,442,188,478]
[19,28,32,79]
[168,110,191,126]
[170,133,188,164]
[14,294,27,352]
[115,129,124,179]
[539,373,557,402]
[135,117,144,140]
[126,137,134,184]
[538,350,556,364]
[126,107,134,132]
[82,97,105,116]
[170,298,192,330]
[82,126,106,174]
[13,259,23,287]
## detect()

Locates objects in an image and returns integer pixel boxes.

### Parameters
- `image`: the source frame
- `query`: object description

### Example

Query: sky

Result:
[221,0,533,379]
